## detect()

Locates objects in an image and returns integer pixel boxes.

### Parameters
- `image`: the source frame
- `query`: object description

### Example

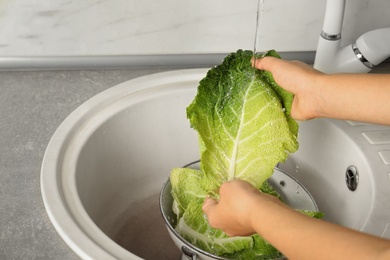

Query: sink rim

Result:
[40,68,390,260]
[40,69,210,259]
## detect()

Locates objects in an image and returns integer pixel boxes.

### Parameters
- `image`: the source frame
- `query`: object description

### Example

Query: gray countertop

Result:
[1,63,389,259]
[0,68,180,259]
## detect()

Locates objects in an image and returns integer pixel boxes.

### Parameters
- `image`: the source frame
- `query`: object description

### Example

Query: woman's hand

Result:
[202,179,390,260]
[253,56,324,121]
[253,56,390,126]
[202,179,284,237]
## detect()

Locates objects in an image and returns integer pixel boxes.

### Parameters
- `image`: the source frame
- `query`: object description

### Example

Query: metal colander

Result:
[160,161,318,260]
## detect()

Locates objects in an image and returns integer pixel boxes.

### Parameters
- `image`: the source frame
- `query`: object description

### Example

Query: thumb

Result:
[202,196,218,215]
[202,196,222,229]
[252,56,278,71]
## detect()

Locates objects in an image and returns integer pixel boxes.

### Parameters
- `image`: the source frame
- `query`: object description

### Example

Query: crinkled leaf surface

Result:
[187,49,298,191]
[176,198,254,255]
[169,50,300,258]
[170,167,207,218]
[171,166,285,258]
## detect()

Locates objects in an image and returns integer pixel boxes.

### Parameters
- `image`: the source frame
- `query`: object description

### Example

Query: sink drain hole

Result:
[346,165,359,191]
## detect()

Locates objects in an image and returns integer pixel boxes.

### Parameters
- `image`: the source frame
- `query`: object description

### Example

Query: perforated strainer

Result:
[160,161,318,260]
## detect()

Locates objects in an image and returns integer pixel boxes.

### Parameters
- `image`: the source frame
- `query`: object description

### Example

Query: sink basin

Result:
[41,69,390,260]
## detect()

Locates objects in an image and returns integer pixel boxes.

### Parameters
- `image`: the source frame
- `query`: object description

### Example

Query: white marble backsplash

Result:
[0,0,389,56]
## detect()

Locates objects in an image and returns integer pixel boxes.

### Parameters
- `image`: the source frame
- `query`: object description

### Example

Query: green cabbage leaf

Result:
[170,49,300,259]
[187,49,298,192]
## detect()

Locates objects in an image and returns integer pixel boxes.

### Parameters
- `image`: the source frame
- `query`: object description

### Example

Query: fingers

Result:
[202,196,221,229]
[202,181,260,237]
[252,56,312,74]
[252,56,279,72]
[202,196,236,236]
[202,196,218,213]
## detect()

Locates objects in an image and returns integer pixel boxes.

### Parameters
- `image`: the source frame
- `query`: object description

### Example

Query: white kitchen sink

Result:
[41,69,390,259]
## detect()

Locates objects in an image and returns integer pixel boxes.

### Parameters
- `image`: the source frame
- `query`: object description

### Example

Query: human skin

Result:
[203,180,390,260]
[202,58,390,259]
[253,57,390,125]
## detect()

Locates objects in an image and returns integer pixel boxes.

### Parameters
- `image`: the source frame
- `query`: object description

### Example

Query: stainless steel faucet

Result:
[314,0,390,73]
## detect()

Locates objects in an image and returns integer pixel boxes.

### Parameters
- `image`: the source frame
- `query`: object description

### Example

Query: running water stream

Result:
[253,0,265,64]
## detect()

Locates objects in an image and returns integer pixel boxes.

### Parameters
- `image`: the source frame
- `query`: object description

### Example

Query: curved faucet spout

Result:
[356,28,390,66]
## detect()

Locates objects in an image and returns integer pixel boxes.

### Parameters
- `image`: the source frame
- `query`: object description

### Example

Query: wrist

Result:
[311,73,327,119]
[247,194,286,236]
[299,72,327,120]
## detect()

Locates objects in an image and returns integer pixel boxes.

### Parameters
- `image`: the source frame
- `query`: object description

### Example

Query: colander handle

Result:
[181,246,197,260]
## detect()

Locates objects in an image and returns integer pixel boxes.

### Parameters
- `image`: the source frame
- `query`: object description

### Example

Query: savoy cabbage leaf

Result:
[170,49,300,258]
[187,49,298,191]
[171,167,283,258]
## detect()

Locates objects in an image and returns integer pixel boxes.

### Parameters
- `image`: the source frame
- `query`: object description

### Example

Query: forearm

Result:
[202,180,390,259]
[252,201,390,260]
[313,73,390,125]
